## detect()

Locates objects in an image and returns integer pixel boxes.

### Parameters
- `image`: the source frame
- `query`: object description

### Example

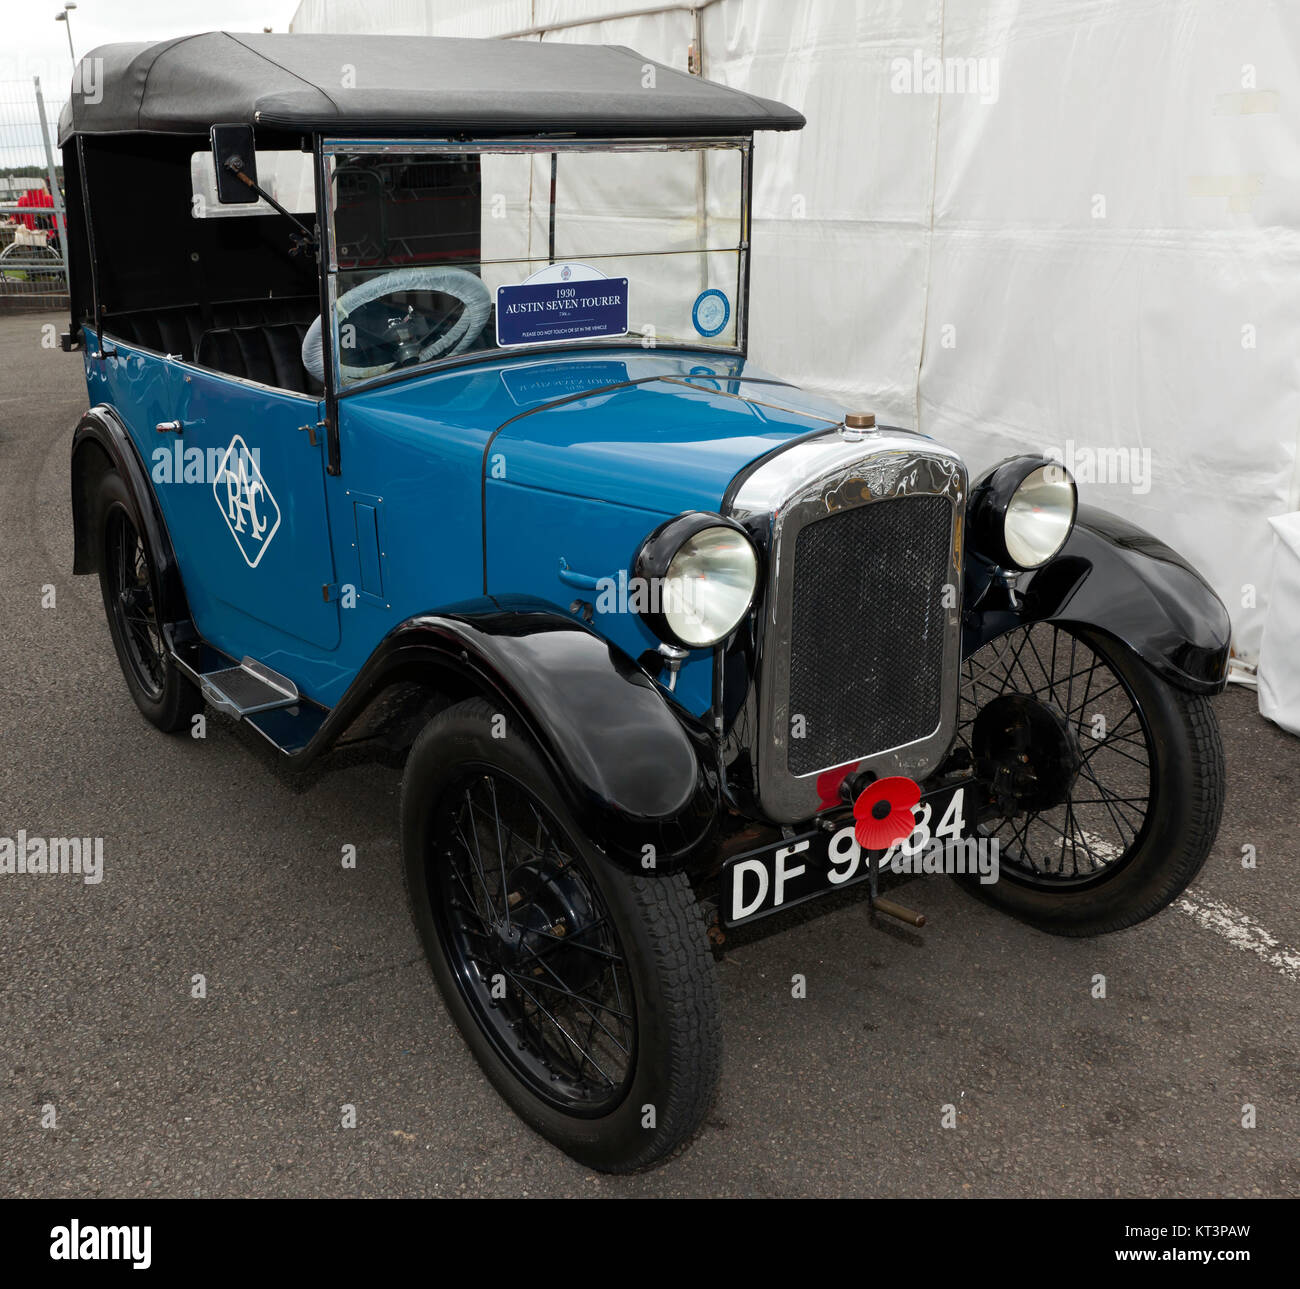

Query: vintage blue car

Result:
[61,33,1230,1171]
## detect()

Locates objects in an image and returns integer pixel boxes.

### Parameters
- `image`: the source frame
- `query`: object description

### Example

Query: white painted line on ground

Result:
[1176,889,1300,983]
[1056,827,1298,984]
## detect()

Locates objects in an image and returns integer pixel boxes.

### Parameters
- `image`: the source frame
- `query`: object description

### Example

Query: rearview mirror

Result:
[210,124,259,204]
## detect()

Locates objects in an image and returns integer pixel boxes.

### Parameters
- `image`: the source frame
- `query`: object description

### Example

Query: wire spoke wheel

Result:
[104,505,166,701]
[958,622,1156,889]
[0,240,62,281]
[430,768,636,1114]
[403,698,720,1170]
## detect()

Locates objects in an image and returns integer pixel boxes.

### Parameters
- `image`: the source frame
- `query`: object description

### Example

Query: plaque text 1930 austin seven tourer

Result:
[60,33,1230,1170]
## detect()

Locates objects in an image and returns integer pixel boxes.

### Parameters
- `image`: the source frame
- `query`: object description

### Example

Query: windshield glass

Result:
[323,139,748,387]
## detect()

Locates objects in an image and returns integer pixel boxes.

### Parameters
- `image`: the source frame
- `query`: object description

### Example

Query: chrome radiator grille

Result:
[726,432,967,823]
[787,495,954,775]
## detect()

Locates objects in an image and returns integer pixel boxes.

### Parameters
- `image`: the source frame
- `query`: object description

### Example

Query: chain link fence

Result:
[0,78,69,304]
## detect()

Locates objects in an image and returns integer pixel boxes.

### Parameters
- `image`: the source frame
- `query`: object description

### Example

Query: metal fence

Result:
[0,78,69,301]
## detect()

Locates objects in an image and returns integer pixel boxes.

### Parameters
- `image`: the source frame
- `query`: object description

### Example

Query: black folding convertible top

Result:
[57,31,805,142]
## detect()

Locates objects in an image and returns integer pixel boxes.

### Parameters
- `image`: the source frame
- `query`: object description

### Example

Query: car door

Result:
[155,363,341,656]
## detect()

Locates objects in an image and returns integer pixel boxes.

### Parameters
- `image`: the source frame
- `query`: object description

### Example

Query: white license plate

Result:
[720,784,970,926]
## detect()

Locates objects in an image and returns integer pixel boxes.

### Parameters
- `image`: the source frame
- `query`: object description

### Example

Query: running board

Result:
[198,657,299,719]
[168,635,329,756]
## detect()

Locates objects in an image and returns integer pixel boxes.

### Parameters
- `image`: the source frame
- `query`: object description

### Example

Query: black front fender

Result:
[308,597,720,872]
[963,505,1232,694]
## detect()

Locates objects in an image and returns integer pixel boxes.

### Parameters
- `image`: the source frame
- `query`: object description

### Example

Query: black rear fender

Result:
[70,404,191,626]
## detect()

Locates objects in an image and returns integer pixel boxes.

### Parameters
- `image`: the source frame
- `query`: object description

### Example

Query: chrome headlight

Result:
[970,456,1077,570]
[633,512,759,648]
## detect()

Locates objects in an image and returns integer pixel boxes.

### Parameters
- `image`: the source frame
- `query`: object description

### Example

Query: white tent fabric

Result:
[291,0,1300,712]
[1259,512,1300,735]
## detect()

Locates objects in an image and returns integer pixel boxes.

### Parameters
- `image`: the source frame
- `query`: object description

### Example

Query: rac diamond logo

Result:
[212,434,280,568]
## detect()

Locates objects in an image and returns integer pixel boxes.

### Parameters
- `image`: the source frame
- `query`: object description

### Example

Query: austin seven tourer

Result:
[60,33,1230,1170]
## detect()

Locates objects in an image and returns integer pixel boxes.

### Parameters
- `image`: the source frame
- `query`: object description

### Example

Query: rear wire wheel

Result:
[954,623,1224,935]
[93,470,200,733]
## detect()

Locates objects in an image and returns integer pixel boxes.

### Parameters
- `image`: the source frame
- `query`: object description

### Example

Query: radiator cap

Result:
[841,411,876,441]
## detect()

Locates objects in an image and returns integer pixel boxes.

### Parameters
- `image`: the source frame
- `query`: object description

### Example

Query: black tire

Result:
[93,470,201,734]
[954,623,1224,936]
[401,698,721,1172]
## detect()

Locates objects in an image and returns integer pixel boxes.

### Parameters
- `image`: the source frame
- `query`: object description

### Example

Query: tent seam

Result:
[914,0,946,434]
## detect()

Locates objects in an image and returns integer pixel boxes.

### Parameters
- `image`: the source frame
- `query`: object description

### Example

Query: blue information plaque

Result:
[496,277,629,348]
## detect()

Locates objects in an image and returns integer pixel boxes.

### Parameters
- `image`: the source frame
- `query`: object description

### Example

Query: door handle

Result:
[557,557,605,590]
[155,420,183,435]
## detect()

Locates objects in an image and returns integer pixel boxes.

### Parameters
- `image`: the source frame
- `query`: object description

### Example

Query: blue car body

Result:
[83,329,847,720]
[59,34,1231,872]
[54,31,1244,1174]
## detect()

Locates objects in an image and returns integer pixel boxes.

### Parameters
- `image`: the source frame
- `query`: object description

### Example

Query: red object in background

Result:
[17,187,54,233]
[853,776,921,850]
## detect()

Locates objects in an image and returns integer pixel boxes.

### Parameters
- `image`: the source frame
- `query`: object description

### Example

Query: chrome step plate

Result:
[197,656,299,719]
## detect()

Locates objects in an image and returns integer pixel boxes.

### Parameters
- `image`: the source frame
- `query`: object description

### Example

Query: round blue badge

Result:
[691,289,730,338]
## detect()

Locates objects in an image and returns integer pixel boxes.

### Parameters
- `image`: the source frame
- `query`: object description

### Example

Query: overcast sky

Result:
[0,0,303,171]
[1,0,304,92]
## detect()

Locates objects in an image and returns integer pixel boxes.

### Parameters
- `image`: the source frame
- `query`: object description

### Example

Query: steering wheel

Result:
[302,267,492,383]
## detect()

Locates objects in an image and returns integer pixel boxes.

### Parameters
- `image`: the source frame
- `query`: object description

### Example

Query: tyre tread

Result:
[615,868,722,1170]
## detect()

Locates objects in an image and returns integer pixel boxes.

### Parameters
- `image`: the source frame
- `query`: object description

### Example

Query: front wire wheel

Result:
[954,623,1225,935]
[402,698,721,1171]
[433,770,636,1113]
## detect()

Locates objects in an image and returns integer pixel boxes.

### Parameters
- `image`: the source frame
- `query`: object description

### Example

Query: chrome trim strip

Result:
[726,429,967,823]
[96,332,319,403]
[170,355,319,401]
[322,137,751,155]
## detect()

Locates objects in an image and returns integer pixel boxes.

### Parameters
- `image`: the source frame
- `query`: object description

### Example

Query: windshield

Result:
[322,139,748,388]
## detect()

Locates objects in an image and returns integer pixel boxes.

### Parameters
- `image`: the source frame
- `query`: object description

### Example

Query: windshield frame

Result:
[319,135,753,401]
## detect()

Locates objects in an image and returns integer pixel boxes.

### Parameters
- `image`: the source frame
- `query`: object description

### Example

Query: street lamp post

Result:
[55,3,77,64]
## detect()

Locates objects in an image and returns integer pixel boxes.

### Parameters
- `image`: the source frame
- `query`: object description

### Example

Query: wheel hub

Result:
[972,692,1083,813]
[493,921,527,961]
[119,585,151,614]
[495,857,602,993]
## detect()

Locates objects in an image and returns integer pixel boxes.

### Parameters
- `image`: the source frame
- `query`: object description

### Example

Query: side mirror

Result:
[210,124,259,204]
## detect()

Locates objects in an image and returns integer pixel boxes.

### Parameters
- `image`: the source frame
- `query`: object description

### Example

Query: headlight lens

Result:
[633,513,759,649]
[970,457,1077,570]
[664,526,758,646]
[1003,465,1077,568]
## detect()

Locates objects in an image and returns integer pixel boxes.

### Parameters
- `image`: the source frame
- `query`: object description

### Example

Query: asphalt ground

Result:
[0,312,1296,1198]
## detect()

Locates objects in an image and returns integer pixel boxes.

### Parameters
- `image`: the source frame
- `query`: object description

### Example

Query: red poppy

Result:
[853,776,921,850]
[815,761,859,811]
